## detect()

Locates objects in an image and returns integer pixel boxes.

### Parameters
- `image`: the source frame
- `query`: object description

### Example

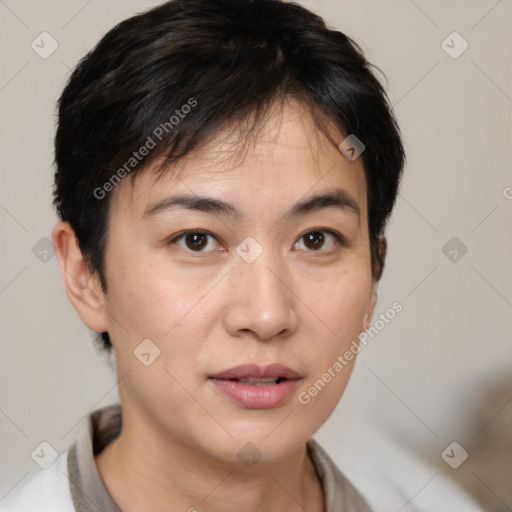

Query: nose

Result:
[223,247,299,342]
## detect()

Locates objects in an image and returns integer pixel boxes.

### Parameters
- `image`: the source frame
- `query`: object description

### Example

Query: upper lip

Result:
[209,363,301,380]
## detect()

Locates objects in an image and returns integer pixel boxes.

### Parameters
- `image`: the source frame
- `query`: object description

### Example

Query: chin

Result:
[206,418,312,465]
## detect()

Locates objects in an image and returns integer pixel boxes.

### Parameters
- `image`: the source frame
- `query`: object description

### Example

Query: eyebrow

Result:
[142,187,360,221]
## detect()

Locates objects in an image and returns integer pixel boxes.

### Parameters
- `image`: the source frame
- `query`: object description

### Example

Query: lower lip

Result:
[208,378,301,409]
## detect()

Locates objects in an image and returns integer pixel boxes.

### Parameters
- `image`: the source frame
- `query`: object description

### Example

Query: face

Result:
[96,100,376,465]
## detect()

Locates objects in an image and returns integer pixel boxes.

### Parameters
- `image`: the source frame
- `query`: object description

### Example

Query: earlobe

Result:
[362,284,378,331]
[52,222,109,333]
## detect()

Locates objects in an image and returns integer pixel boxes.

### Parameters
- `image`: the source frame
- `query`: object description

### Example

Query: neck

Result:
[94,407,324,512]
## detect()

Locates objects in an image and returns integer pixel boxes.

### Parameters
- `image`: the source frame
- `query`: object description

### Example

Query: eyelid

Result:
[167,229,223,253]
[293,228,346,252]
[167,228,346,254]
[298,227,345,242]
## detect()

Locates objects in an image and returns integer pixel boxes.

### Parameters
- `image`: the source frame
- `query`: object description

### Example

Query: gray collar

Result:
[67,403,372,512]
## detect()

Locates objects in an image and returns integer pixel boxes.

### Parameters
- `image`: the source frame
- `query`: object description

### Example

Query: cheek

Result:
[104,251,214,382]
[105,248,195,337]
[104,262,207,414]
[292,270,371,428]
[108,273,170,337]
[305,266,372,341]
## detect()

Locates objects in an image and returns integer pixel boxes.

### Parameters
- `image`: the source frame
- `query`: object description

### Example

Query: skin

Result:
[53,99,382,512]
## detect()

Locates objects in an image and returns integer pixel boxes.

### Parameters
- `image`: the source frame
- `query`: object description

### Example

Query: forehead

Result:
[111,100,367,220]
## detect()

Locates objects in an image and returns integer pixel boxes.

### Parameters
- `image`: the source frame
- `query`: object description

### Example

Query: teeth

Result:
[238,377,281,385]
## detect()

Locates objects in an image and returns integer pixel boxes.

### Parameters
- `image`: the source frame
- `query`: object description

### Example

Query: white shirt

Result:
[0,403,374,511]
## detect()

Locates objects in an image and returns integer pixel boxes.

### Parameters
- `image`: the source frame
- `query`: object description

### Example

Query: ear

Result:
[362,234,387,331]
[362,284,377,332]
[372,234,387,282]
[52,222,109,333]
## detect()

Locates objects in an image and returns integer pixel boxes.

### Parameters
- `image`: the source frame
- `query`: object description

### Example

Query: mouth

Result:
[209,363,302,381]
[208,363,302,409]
[229,376,288,386]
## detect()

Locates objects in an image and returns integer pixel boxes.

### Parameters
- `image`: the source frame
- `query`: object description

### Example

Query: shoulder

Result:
[307,438,374,512]
[0,448,75,512]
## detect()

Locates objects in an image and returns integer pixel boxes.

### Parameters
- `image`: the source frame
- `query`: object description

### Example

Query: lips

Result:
[209,363,301,381]
[208,363,302,409]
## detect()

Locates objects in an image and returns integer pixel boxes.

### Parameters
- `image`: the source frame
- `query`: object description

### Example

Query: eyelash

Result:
[167,229,345,255]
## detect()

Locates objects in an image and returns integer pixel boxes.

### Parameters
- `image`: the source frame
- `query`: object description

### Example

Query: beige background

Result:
[1,1,511,510]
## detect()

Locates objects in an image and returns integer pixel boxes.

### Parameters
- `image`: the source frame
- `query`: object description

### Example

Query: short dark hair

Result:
[54,0,405,352]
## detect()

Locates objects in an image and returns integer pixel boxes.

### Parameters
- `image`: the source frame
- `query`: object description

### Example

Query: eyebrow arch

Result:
[142,187,360,221]
[286,188,360,219]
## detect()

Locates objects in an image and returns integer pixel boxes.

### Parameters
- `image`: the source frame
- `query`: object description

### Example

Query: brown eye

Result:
[184,232,208,250]
[170,230,220,252]
[304,231,325,250]
[293,229,342,252]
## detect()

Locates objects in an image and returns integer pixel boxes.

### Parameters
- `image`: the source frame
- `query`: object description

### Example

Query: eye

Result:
[169,230,221,253]
[292,229,343,252]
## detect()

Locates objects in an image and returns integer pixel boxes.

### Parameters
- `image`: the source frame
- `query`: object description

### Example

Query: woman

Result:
[2,0,404,510]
